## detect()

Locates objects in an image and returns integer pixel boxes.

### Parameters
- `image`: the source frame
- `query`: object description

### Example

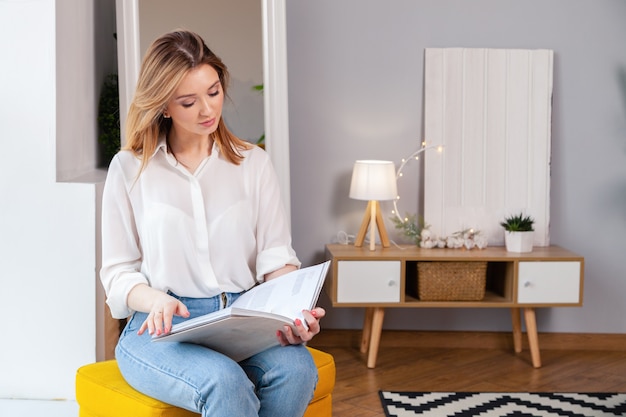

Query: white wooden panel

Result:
[462,49,486,208]
[518,261,581,304]
[424,48,553,246]
[337,261,401,303]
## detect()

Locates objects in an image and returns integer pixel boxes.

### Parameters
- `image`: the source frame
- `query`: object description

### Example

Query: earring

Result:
[163,112,170,118]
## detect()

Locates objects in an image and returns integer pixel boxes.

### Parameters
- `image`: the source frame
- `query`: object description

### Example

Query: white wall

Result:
[0,0,115,401]
[286,0,626,333]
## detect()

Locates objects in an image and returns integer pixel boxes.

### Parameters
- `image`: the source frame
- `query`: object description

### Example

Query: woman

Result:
[100,30,323,417]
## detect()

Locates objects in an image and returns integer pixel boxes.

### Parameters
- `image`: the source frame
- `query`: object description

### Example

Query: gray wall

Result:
[286,1,626,333]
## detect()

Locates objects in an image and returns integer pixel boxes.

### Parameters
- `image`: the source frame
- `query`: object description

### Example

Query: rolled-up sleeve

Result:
[253,155,301,282]
[100,155,148,318]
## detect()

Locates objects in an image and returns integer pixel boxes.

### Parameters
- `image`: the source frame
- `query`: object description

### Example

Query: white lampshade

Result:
[349,160,398,201]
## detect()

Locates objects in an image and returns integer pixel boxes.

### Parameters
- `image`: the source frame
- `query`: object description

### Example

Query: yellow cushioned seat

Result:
[76,346,335,417]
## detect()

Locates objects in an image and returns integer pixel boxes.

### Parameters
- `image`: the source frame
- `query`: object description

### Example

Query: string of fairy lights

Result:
[389,142,489,249]
[391,142,443,223]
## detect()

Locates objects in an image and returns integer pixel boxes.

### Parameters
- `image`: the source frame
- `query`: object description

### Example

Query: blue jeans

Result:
[116,292,318,417]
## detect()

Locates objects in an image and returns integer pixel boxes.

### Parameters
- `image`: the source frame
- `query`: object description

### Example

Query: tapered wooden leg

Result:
[354,201,373,247]
[511,308,523,353]
[367,307,385,368]
[361,307,374,354]
[375,201,390,247]
[524,307,542,368]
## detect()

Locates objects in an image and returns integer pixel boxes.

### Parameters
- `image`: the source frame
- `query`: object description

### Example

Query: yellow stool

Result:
[76,347,335,417]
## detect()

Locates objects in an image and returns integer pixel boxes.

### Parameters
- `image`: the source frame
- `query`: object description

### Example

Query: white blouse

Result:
[100,138,300,319]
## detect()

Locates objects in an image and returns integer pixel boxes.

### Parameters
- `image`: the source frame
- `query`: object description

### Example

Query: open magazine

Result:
[152,261,331,361]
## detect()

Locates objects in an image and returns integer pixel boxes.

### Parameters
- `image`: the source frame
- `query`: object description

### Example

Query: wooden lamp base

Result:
[354,200,390,250]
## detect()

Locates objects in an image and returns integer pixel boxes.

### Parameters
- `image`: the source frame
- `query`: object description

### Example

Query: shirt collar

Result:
[152,135,168,159]
[152,134,222,163]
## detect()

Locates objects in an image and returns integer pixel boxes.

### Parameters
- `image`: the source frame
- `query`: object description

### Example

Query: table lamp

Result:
[349,160,398,251]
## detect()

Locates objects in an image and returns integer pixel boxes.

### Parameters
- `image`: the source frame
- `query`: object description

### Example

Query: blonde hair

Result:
[123,30,251,172]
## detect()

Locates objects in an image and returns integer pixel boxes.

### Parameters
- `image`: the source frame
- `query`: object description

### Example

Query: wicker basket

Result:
[417,261,487,301]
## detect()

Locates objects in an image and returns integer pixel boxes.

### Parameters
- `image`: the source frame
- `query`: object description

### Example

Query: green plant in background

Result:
[500,212,535,231]
[252,83,265,146]
[391,213,428,246]
[98,73,120,167]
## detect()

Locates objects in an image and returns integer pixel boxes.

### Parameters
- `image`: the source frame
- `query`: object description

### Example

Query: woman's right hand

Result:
[128,284,190,336]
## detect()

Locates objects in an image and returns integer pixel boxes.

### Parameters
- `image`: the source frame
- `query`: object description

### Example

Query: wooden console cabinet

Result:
[324,244,584,368]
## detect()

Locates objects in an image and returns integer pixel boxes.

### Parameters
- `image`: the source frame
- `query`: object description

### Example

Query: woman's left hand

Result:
[277,307,326,346]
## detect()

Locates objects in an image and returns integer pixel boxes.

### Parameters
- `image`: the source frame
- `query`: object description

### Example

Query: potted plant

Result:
[98,73,120,167]
[98,34,120,167]
[500,212,534,253]
[252,83,265,148]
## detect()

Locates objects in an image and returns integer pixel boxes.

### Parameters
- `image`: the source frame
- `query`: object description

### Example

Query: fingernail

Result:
[295,318,302,326]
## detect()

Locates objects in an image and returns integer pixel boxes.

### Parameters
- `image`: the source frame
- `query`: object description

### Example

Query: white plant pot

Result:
[504,231,534,253]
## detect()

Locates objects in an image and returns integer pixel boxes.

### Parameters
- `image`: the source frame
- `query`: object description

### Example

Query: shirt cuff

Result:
[105,272,149,319]
[256,246,301,283]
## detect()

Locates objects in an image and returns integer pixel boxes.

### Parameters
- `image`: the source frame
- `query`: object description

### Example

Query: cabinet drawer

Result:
[518,261,582,304]
[337,261,401,303]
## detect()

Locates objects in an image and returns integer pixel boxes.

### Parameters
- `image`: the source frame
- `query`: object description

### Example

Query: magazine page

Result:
[232,260,331,323]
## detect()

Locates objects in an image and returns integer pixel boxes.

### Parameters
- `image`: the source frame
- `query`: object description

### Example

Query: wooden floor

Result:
[308,330,626,417]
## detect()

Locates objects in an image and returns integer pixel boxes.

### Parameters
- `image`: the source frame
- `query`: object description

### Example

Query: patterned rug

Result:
[379,391,626,417]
